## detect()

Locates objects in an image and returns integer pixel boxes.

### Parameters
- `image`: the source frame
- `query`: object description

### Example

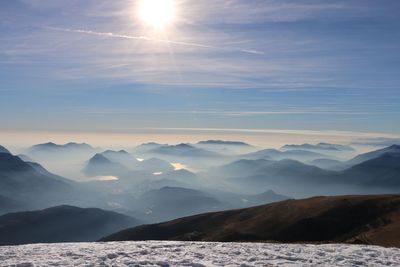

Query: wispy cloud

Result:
[3,0,396,90]
[82,108,400,118]
[45,26,264,55]
[141,127,400,138]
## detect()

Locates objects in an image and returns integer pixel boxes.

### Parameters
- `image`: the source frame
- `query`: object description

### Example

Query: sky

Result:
[1,0,400,146]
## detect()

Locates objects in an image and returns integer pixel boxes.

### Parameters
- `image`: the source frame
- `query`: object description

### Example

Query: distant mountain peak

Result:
[45,142,57,145]
[197,140,251,146]
[37,142,58,147]
[175,143,194,149]
[137,142,166,148]
[65,142,92,148]
[90,153,112,164]
[29,142,94,153]
[142,142,164,146]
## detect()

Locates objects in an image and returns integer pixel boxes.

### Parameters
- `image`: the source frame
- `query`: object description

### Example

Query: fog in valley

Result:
[1,139,399,226]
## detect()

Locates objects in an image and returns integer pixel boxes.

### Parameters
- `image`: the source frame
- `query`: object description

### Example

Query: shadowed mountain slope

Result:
[0,145,10,154]
[0,153,73,194]
[0,153,75,213]
[346,145,400,166]
[341,152,400,187]
[0,205,141,245]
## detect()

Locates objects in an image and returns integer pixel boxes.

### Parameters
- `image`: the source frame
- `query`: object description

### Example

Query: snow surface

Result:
[0,241,399,267]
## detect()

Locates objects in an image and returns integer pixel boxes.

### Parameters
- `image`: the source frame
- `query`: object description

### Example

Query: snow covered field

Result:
[0,241,399,266]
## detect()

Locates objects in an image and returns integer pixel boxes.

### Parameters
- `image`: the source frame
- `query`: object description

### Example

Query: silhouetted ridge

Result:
[0,145,11,154]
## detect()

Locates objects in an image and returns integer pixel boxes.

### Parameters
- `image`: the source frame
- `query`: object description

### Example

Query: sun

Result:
[139,0,176,29]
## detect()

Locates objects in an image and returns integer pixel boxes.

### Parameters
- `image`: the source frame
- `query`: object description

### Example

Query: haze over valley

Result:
[0,138,399,248]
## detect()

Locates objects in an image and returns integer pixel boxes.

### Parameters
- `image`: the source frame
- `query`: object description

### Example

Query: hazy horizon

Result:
[2,127,400,154]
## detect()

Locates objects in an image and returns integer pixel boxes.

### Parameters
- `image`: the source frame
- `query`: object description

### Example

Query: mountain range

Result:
[281,143,355,152]
[212,145,400,196]
[0,141,399,248]
[28,142,95,154]
[241,148,333,162]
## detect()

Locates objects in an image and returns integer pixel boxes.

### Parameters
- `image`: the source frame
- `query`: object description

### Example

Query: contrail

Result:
[44,26,264,55]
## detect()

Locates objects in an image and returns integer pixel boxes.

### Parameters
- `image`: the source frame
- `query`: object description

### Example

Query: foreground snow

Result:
[0,241,399,266]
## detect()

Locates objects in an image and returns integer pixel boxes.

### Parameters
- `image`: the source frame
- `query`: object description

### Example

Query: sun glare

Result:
[139,0,176,29]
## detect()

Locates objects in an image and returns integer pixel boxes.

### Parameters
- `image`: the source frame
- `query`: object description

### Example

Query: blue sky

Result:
[1,0,400,143]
